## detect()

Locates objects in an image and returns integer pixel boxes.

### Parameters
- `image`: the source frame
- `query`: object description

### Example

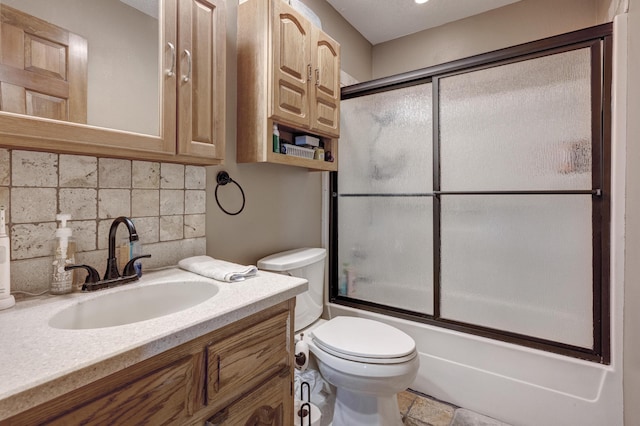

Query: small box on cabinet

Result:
[295,135,320,147]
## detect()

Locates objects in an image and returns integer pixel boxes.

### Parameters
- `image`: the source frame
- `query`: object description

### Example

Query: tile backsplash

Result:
[0,149,206,296]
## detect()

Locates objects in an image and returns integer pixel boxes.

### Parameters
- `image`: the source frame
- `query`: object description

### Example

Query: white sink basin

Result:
[49,280,219,329]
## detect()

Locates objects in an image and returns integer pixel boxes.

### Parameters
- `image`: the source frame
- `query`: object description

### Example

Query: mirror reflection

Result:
[0,0,160,136]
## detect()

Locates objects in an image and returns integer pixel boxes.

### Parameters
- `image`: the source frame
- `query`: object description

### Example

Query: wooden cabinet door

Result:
[205,370,293,426]
[206,311,291,410]
[310,27,340,138]
[177,0,225,160]
[0,4,87,123]
[47,355,198,425]
[271,0,311,130]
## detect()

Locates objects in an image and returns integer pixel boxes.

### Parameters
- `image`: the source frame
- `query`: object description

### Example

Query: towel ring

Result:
[215,171,246,216]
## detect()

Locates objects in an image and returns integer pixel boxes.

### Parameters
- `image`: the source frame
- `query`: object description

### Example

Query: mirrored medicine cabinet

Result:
[0,0,225,165]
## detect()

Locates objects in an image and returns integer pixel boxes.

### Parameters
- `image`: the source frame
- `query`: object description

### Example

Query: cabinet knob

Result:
[315,68,320,86]
[307,64,312,82]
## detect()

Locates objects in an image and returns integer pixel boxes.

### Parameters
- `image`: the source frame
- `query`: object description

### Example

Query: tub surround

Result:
[0,267,307,420]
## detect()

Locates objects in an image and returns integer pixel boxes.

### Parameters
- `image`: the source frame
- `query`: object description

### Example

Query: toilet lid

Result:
[311,317,416,363]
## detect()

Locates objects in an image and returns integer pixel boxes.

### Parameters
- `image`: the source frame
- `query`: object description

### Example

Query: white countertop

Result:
[0,268,307,420]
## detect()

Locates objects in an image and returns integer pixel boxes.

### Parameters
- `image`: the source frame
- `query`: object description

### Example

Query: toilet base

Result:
[331,388,403,426]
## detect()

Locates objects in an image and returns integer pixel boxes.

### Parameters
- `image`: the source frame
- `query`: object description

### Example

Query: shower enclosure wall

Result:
[331,24,612,363]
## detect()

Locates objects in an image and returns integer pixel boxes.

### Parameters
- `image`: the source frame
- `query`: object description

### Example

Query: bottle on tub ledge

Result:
[50,213,76,295]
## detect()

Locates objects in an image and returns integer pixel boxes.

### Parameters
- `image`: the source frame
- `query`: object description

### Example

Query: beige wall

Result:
[371,0,603,79]
[625,0,640,423]
[205,0,370,266]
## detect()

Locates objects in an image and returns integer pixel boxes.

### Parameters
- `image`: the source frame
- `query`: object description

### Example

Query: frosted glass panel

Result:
[440,195,593,348]
[338,197,433,315]
[440,48,592,191]
[339,83,432,194]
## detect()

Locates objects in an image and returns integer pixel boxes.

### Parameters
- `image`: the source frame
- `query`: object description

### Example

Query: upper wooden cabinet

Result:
[270,2,340,137]
[175,0,226,161]
[0,0,225,166]
[310,28,340,136]
[237,0,340,171]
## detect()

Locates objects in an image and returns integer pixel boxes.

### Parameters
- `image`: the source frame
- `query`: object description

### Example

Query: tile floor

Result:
[398,390,456,426]
[398,389,512,426]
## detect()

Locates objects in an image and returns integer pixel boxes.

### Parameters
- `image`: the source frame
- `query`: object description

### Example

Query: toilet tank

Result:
[257,248,326,332]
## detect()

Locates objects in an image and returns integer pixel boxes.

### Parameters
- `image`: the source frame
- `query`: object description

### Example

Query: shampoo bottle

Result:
[0,207,15,310]
[50,214,76,295]
[272,123,280,153]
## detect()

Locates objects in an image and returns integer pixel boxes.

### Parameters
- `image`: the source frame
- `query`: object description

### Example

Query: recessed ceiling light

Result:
[415,0,429,4]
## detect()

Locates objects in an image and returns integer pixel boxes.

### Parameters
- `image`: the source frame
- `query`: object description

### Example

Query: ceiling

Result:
[325,0,521,45]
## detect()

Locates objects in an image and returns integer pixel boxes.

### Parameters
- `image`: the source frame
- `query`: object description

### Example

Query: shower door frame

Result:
[329,23,613,364]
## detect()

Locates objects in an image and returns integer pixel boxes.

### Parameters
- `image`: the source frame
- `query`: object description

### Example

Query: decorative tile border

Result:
[0,148,207,295]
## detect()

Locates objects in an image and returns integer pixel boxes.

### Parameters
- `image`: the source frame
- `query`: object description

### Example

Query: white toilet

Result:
[258,248,419,426]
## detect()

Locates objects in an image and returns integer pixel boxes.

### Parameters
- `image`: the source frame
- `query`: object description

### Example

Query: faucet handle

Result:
[64,264,101,290]
[122,254,151,277]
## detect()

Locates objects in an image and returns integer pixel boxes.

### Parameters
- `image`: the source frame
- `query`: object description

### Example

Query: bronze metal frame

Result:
[330,23,613,363]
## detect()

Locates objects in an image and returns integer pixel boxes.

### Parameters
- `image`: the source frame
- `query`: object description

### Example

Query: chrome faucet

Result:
[65,216,151,291]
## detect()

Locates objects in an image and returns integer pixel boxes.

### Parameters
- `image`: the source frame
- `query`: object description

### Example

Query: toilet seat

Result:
[311,317,417,364]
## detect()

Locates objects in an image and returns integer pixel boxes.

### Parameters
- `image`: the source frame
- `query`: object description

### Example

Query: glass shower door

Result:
[333,29,610,360]
[437,47,596,348]
[337,83,434,315]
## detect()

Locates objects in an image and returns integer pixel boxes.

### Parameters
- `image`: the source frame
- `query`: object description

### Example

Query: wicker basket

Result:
[282,143,314,159]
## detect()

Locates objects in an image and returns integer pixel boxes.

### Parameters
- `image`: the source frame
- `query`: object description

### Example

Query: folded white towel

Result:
[178,255,258,282]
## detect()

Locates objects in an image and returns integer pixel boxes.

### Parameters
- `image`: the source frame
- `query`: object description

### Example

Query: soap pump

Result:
[0,206,15,310]
[51,213,76,295]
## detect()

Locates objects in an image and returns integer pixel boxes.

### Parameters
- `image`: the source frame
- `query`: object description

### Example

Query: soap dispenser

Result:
[50,213,76,295]
[0,206,15,310]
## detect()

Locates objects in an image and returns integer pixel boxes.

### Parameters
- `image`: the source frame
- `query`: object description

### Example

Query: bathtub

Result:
[326,302,622,426]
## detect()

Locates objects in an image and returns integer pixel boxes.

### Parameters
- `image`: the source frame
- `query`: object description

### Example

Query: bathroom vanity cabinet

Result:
[0,0,225,166]
[237,0,340,171]
[4,301,295,425]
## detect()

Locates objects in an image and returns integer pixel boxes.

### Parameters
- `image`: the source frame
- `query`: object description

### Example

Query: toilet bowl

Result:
[258,248,420,426]
[307,316,418,426]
